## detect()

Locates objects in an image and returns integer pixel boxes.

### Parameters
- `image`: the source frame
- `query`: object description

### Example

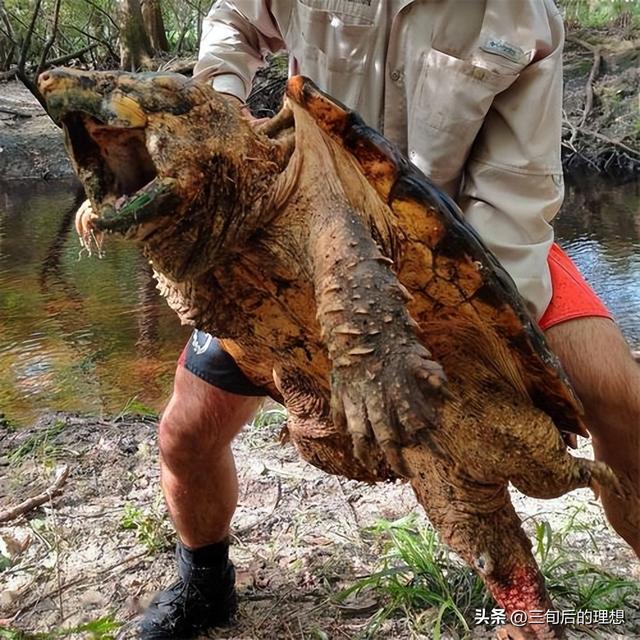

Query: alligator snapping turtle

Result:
[39,68,621,640]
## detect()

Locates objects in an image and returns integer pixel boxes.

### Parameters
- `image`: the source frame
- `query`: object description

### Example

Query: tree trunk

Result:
[141,0,169,53]
[118,0,153,70]
[0,0,16,71]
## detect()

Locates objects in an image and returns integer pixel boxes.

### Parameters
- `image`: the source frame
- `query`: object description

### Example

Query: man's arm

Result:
[194,0,288,102]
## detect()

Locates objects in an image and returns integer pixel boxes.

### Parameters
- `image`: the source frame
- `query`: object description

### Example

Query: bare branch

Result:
[0,465,70,524]
[42,43,98,68]
[573,125,640,157]
[17,0,43,75]
[68,24,118,61]
[0,1,17,68]
[84,0,120,32]
[36,0,63,77]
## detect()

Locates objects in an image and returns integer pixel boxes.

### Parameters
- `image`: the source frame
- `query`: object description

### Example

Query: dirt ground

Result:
[1,413,638,639]
[0,80,72,181]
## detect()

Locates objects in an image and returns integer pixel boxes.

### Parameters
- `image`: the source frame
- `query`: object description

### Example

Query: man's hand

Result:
[221,93,269,127]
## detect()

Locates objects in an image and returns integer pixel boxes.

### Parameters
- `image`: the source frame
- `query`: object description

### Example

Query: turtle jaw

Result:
[62,111,165,237]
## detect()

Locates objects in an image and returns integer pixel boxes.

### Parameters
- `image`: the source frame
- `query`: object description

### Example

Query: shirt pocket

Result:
[286,2,374,109]
[408,47,524,188]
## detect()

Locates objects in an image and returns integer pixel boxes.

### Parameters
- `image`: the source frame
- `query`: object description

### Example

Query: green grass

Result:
[533,509,639,612]
[113,396,158,421]
[343,509,639,638]
[120,501,173,554]
[0,616,120,639]
[7,419,67,464]
[338,516,490,638]
[250,404,288,429]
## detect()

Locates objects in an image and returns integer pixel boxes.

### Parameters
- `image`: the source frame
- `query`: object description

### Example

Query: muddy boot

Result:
[137,540,237,639]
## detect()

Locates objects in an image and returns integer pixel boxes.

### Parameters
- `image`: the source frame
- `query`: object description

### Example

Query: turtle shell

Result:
[286,76,587,440]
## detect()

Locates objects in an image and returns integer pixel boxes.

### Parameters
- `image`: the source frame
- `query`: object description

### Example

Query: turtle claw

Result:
[331,344,447,477]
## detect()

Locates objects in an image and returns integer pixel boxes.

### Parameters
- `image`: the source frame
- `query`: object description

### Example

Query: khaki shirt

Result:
[195,0,566,319]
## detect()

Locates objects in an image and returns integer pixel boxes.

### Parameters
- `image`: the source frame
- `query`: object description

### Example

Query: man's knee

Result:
[159,365,262,467]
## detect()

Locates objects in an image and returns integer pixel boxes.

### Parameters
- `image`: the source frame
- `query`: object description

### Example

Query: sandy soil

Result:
[1,413,638,639]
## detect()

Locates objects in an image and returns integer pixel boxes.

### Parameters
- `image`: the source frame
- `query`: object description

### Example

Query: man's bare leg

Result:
[545,317,640,556]
[138,366,262,638]
[159,366,263,547]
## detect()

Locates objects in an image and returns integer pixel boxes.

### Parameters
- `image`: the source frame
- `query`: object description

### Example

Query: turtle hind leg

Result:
[403,448,564,640]
[508,430,624,501]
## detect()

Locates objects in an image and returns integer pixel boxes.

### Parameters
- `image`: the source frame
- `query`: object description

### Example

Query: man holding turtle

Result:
[138,1,640,637]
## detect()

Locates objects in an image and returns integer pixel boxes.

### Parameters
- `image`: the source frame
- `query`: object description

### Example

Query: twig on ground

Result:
[0,465,70,523]
[48,492,65,623]
[334,477,364,545]
[17,550,149,619]
[0,106,34,117]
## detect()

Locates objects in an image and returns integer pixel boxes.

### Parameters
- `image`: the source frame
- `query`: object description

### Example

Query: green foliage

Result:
[7,419,67,463]
[534,509,640,612]
[120,501,173,553]
[0,0,206,74]
[0,616,120,639]
[558,0,640,28]
[0,553,12,572]
[343,510,639,638]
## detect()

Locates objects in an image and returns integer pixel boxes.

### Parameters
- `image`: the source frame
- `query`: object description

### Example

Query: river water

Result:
[0,177,638,427]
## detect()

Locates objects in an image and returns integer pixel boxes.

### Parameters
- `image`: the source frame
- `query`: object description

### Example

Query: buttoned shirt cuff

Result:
[211,74,247,102]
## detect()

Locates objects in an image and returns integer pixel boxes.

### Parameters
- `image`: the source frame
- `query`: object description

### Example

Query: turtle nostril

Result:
[38,71,54,93]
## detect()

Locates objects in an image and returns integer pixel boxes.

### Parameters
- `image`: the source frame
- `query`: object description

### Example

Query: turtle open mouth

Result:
[63,112,159,219]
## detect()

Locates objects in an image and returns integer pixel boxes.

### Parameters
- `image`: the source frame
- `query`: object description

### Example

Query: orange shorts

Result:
[538,243,612,331]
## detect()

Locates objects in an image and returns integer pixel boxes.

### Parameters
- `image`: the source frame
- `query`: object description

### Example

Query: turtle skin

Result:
[38,68,624,640]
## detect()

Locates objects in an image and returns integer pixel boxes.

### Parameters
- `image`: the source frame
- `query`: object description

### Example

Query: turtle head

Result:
[39,68,208,211]
[38,67,282,278]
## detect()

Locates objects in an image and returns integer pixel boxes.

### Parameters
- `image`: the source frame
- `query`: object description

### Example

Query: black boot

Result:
[137,540,237,639]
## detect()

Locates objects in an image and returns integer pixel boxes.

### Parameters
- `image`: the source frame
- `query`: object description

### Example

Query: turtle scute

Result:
[41,68,624,640]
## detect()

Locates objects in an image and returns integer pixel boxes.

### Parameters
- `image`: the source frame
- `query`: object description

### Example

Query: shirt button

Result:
[390,69,403,82]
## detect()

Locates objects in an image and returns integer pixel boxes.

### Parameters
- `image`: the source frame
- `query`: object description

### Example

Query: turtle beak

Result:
[38,68,147,128]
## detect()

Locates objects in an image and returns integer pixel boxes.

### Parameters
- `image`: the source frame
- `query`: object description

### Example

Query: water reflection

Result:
[0,177,638,427]
[0,180,190,426]
[556,176,639,347]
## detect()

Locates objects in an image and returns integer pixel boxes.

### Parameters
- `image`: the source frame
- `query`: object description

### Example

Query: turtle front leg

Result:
[306,196,447,476]
[405,449,564,640]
